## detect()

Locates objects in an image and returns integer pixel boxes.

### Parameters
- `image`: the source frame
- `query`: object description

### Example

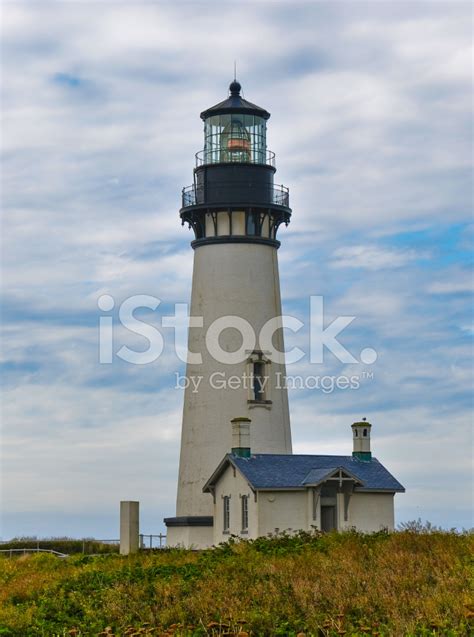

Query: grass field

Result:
[0,529,472,636]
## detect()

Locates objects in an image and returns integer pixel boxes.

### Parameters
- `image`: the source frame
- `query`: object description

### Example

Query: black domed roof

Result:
[200,81,270,121]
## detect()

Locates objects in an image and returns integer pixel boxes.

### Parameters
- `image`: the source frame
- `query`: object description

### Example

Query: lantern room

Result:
[199,80,271,166]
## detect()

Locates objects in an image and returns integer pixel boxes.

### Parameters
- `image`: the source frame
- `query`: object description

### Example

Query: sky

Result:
[1,1,472,539]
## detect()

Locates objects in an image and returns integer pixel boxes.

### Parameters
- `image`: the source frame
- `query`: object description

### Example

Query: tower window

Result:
[195,218,205,239]
[363,429,368,437]
[223,496,230,532]
[247,351,272,406]
[246,212,258,236]
[241,495,248,532]
[253,361,266,401]
[355,430,358,437]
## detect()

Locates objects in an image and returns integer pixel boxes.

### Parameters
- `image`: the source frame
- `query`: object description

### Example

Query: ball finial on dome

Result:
[229,80,241,96]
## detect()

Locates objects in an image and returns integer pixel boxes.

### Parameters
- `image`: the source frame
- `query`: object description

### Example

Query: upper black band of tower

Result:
[183,163,288,208]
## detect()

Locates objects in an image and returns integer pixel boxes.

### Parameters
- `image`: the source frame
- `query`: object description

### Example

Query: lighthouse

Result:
[164,81,293,548]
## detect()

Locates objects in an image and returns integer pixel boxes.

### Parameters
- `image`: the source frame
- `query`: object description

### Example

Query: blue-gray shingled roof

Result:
[230,454,405,492]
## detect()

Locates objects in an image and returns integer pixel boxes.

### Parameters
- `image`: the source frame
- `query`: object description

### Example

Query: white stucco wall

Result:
[346,492,395,531]
[212,463,258,545]
[166,524,214,549]
[257,490,395,535]
[257,490,308,536]
[175,241,292,520]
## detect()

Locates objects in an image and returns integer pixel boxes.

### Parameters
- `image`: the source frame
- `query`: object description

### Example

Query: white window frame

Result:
[241,494,249,532]
[223,495,230,533]
[246,350,272,405]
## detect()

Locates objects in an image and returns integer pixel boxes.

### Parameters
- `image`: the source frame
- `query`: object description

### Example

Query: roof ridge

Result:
[249,453,378,459]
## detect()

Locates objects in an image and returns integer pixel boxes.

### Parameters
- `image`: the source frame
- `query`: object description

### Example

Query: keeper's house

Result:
[203,418,405,545]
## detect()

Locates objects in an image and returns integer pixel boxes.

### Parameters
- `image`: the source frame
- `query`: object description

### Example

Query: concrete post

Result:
[120,501,139,555]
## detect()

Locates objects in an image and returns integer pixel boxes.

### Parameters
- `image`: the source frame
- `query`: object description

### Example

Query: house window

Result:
[252,360,266,401]
[241,495,249,532]
[223,496,230,532]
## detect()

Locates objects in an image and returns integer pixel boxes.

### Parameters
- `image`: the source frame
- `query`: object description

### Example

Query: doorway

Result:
[321,505,336,531]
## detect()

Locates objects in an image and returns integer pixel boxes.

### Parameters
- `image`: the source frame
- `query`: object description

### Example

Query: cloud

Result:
[427,271,473,294]
[330,245,425,270]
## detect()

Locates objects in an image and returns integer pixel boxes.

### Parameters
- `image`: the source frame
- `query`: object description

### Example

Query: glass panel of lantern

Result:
[204,114,267,165]
[204,115,224,165]
[220,116,251,163]
[243,114,266,165]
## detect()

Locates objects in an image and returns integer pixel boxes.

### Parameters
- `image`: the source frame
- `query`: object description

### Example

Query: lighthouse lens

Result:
[204,114,266,165]
[221,119,251,162]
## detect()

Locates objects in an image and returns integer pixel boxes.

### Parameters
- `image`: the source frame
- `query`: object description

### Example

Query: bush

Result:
[0,537,119,555]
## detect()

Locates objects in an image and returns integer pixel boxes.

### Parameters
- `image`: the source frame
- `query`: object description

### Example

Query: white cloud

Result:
[427,272,473,294]
[330,245,423,270]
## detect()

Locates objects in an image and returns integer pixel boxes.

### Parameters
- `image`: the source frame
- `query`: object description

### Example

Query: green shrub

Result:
[0,537,119,556]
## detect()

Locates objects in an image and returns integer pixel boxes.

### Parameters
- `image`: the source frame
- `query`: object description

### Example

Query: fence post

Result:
[120,501,139,555]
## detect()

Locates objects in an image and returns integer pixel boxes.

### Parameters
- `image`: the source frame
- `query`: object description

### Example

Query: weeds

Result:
[0,530,471,636]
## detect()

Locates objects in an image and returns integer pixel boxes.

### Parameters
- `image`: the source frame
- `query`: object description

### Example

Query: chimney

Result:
[351,418,372,461]
[231,417,251,458]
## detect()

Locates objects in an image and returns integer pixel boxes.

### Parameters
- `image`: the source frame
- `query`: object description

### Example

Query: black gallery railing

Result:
[195,148,276,168]
[182,182,289,208]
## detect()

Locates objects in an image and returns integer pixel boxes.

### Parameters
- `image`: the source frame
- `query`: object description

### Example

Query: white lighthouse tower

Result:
[165,81,293,548]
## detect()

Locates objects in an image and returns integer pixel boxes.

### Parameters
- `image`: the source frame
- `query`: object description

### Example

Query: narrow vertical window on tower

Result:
[241,495,249,532]
[247,351,272,405]
[246,211,257,235]
[223,496,230,532]
[253,360,266,401]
